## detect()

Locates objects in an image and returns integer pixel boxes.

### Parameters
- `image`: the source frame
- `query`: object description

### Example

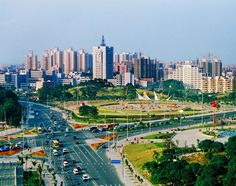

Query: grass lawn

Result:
[123,143,166,175]
[143,132,175,139]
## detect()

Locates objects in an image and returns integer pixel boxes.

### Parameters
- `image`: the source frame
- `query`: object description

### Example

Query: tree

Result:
[195,165,219,186]
[224,158,236,186]
[0,87,22,127]
[125,83,136,100]
[226,136,236,158]
[198,139,214,152]
[161,79,185,98]
[79,105,98,118]
[211,141,224,153]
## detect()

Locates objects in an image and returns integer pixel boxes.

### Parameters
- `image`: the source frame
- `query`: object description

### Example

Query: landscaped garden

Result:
[123,136,236,185]
[142,132,175,140]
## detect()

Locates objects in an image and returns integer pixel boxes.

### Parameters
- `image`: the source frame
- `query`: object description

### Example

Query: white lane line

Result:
[81,145,99,163]
[72,146,91,164]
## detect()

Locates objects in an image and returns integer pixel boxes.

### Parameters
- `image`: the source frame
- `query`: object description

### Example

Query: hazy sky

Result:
[0,0,235,65]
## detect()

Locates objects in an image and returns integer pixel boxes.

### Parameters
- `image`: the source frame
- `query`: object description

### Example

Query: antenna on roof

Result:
[101,35,106,46]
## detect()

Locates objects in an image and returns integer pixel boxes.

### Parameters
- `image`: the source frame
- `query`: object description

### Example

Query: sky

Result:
[0,0,236,65]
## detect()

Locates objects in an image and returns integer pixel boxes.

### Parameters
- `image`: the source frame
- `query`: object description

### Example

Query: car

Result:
[72,160,76,164]
[63,160,69,167]
[82,174,90,181]
[73,168,79,175]
[77,165,81,171]
[62,148,68,153]
[53,149,59,156]
[75,141,79,145]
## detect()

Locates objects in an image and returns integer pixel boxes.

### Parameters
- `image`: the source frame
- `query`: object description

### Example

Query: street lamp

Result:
[179,110,184,127]
[126,114,129,139]
[198,91,204,126]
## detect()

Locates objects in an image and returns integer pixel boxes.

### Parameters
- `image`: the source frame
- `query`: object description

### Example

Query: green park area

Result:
[123,142,166,176]
[123,134,236,185]
[64,99,207,124]
[142,132,175,140]
[36,79,235,125]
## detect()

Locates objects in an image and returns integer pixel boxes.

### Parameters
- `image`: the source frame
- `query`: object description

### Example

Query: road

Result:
[19,101,123,186]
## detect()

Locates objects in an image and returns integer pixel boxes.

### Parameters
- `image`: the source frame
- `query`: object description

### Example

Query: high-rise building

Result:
[78,49,93,73]
[133,57,159,82]
[40,48,63,72]
[198,55,222,77]
[25,50,38,70]
[92,36,114,79]
[168,62,203,89]
[63,48,78,74]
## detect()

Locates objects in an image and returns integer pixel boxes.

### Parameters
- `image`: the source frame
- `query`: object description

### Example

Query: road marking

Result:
[81,145,99,163]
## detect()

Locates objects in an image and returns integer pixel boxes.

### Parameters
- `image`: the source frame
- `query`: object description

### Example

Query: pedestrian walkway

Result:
[0,128,22,137]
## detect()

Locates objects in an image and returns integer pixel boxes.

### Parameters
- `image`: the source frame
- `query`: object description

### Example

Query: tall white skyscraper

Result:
[92,36,114,79]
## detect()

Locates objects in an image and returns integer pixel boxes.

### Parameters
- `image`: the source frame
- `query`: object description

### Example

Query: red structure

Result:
[211,101,217,130]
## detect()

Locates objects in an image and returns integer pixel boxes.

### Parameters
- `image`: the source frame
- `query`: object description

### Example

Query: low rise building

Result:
[0,158,23,186]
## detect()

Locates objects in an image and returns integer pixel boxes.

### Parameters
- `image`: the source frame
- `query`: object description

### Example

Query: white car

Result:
[82,174,90,181]
[62,148,68,153]
[53,149,59,156]
[63,160,69,167]
[73,168,79,175]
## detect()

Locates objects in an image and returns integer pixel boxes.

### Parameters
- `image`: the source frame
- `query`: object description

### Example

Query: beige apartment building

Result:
[167,62,234,93]
[201,76,234,93]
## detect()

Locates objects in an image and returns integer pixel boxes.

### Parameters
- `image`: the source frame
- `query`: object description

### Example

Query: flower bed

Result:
[23,129,38,135]
[28,150,47,157]
[71,124,88,129]
[0,149,22,156]
[0,135,19,141]
[90,142,105,150]
[100,134,122,141]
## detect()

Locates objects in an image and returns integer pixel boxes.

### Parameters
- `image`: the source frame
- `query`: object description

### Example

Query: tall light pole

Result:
[201,92,204,125]
[179,110,183,127]
[126,114,128,139]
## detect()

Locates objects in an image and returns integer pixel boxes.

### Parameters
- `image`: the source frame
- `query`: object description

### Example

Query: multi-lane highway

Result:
[19,101,123,186]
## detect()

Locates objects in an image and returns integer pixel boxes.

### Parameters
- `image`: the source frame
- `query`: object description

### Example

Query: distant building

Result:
[78,49,93,73]
[63,48,78,74]
[92,36,114,80]
[40,48,63,72]
[198,55,222,77]
[168,62,203,89]
[133,57,159,82]
[25,50,38,70]
[201,76,234,93]
[0,158,23,186]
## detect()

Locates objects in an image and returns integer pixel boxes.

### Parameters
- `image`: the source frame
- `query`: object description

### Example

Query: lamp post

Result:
[126,114,129,139]
[179,110,184,127]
